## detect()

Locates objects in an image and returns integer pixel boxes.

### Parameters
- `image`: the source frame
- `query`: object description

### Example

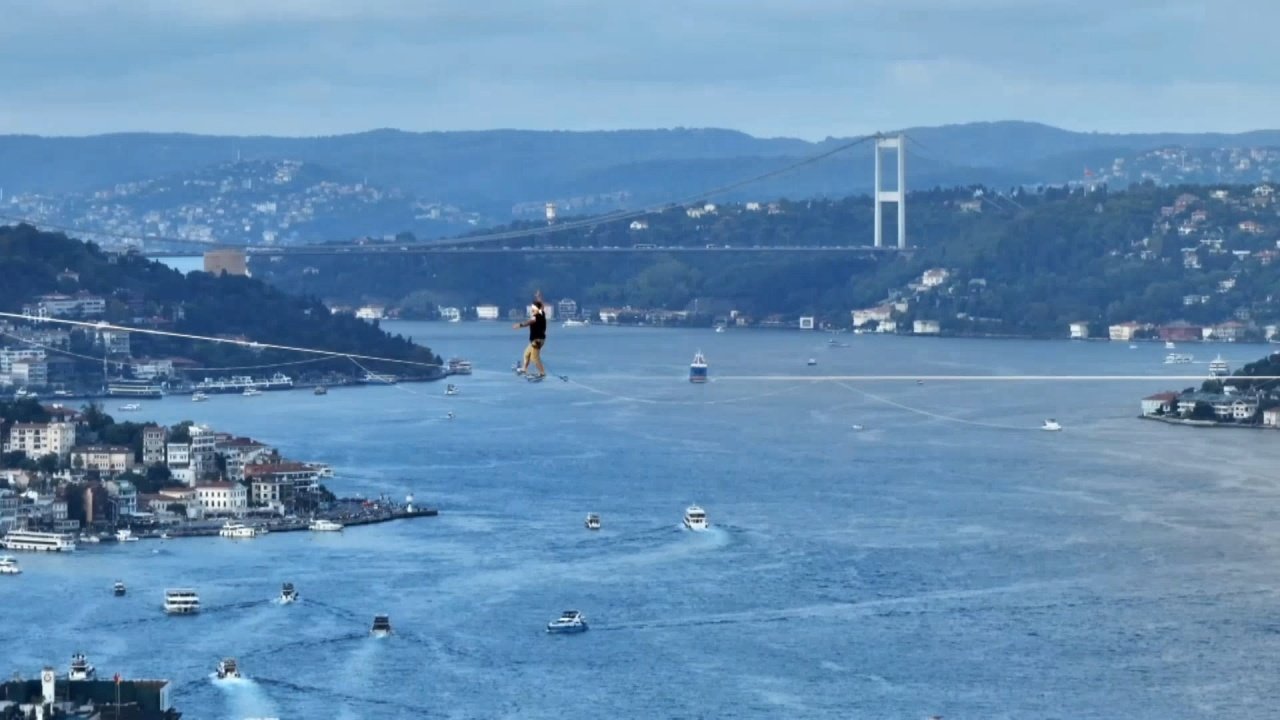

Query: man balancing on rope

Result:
[513,291,566,382]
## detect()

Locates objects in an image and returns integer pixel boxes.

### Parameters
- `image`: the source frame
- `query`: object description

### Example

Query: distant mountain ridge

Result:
[6,121,1280,220]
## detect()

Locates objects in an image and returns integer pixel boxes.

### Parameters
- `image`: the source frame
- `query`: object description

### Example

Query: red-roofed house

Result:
[1141,392,1179,416]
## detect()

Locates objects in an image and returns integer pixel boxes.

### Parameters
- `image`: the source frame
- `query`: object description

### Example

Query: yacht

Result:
[118,403,141,412]
[68,653,96,681]
[107,379,164,398]
[242,387,262,397]
[546,610,588,634]
[113,581,126,596]
[562,319,588,328]
[314,385,328,395]
[370,614,393,637]
[445,384,459,396]
[115,528,138,542]
[1,530,77,552]
[1165,353,1194,364]
[1042,419,1063,432]
[219,521,258,539]
[216,658,240,680]
[163,588,200,614]
[1166,341,1177,349]
[714,325,727,333]
[309,519,344,532]
[279,582,298,604]
[0,556,21,575]
[584,513,601,531]
[447,358,473,375]
[1209,355,1230,376]
[79,533,100,544]
[683,505,708,531]
[807,358,818,366]
[191,392,209,402]
[690,351,708,384]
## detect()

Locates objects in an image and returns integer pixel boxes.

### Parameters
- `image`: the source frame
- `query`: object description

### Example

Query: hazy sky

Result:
[0,0,1274,138]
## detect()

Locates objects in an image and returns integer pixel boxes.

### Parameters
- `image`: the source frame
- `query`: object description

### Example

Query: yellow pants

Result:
[522,339,545,373]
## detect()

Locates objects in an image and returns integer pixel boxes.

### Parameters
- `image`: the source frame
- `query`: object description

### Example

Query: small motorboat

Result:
[447,411,455,420]
[216,658,240,680]
[309,519,344,532]
[116,529,138,542]
[584,513,601,531]
[68,653,95,681]
[683,505,708,531]
[547,610,588,634]
[314,385,328,395]
[807,358,817,366]
[191,392,209,402]
[279,582,298,604]
[118,403,140,412]
[1042,419,1062,432]
[113,581,126,596]
[445,384,458,396]
[371,614,393,637]
[851,424,865,431]
[0,556,20,575]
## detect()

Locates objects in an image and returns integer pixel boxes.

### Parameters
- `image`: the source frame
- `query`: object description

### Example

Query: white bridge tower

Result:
[873,134,906,249]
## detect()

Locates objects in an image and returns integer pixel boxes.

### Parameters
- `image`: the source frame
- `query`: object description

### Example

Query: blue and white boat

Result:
[689,351,708,383]
[546,610,588,634]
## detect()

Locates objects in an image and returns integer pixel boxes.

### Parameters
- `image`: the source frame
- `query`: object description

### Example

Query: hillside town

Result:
[0,403,343,538]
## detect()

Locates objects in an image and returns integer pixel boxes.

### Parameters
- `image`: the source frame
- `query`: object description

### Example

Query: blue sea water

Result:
[5,324,1280,719]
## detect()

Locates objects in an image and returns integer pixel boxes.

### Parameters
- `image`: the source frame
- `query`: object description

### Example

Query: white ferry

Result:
[68,653,96,681]
[309,519,344,532]
[193,372,294,394]
[280,582,298,604]
[117,403,141,412]
[216,658,240,680]
[447,358,473,375]
[0,555,21,574]
[163,588,200,614]
[584,513,601,531]
[683,505,708,531]
[370,614,393,637]
[115,529,138,542]
[107,379,164,398]
[690,351,708,383]
[1042,419,1063,432]
[1209,355,1230,376]
[1164,353,1194,364]
[219,521,258,539]
[191,392,209,402]
[1,530,77,552]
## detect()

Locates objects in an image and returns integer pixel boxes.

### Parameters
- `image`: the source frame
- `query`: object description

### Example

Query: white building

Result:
[4,422,77,459]
[798,316,815,330]
[194,482,248,516]
[1069,322,1090,340]
[557,298,578,319]
[921,268,950,288]
[8,360,47,387]
[1264,408,1280,427]
[475,305,500,320]
[107,479,138,517]
[629,220,649,230]
[22,293,105,319]
[0,348,44,375]
[165,442,190,467]
[439,307,461,322]
[71,445,134,474]
[355,305,385,320]
[142,426,167,465]
[130,359,174,380]
[1108,323,1142,341]
[913,320,941,334]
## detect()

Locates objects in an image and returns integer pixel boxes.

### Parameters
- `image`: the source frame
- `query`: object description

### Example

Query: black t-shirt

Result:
[530,307,547,340]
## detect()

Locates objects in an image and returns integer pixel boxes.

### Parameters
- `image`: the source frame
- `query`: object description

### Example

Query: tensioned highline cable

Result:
[0,311,445,370]
[0,134,880,251]
[0,329,335,372]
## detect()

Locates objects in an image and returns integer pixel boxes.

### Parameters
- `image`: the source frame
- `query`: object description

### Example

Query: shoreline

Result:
[104,507,439,543]
[1138,414,1272,430]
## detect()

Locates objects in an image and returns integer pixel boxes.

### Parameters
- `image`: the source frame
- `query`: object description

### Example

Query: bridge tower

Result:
[873,134,906,249]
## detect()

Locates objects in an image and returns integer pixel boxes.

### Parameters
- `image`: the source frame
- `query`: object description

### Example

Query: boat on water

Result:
[193,373,293,394]
[447,358,473,375]
[1129,343,1138,349]
[309,518,344,532]
[242,387,262,397]
[807,358,817,366]
[714,325,727,333]
[1209,355,1230,376]
[445,384,459,396]
[1042,419,1063,432]
[163,588,200,615]
[219,521,258,539]
[546,610,588,634]
[1165,353,1194,364]
[851,424,865,431]
[1166,341,1177,349]
[370,614,393,637]
[216,658,240,680]
[118,403,141,412]
[68,653,96,681]
[1,530,77,552]
[562,319,588,328]
[279,582,298,604]
[683,505,708,531]
[115,528,138,542]
[107,379,164,398]
[113,581,126,596]
[0,555,21,574]
[314,385,328,395]
[690,351,708,384]
[584,513,601,531]
[191,392,209,402]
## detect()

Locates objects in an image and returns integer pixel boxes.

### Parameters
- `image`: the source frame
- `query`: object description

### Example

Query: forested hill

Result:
[259,181,1280,336]
[0,223,441,376]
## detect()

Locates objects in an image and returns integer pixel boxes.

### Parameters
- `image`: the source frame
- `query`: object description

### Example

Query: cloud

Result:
[0,0,1277,137]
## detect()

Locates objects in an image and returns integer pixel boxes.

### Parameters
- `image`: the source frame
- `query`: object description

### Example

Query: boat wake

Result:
[212,674,280,720]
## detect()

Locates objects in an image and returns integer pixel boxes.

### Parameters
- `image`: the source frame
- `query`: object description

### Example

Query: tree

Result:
[1190,401,1216,421]
[35,453,58,476]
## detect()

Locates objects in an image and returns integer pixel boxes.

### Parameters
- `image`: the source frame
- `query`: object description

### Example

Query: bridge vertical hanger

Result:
[873,134,906,249]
